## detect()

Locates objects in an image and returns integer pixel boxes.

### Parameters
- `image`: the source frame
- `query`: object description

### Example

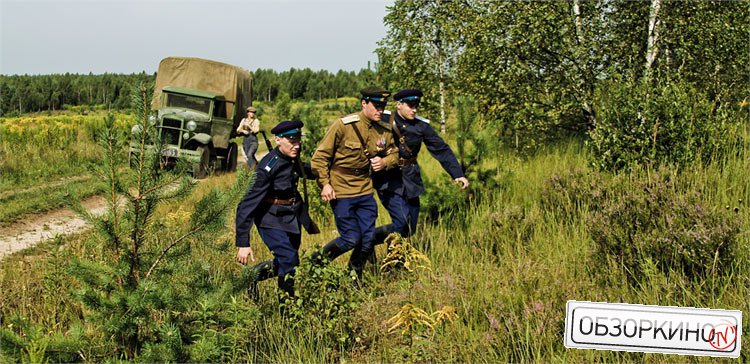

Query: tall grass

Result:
[1,115,748,362]
[0,112,135,222]
[0,112,135,187]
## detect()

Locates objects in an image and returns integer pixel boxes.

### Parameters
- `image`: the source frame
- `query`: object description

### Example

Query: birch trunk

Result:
[644,0,662,81]
[439,78,446,134]
[573,0,584,45]
[572,0,596,128]
[435,25,447,134]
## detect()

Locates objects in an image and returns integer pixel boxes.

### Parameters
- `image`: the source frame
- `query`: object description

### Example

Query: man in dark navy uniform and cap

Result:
[310,87,399,280]
[235,120,318,300]
[372,88,469,250]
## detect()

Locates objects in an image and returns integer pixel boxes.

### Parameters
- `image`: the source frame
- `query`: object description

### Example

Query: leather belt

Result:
[332,165,370,176]
[264,197,296,205]
[398,157,418,167]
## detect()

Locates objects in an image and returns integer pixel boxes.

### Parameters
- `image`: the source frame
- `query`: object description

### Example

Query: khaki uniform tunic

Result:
[311,111,399,198]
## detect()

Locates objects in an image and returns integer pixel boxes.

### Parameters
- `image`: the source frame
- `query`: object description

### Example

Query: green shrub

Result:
[295,101,327,160]
[455,96,493,177]
[421,177,472,227]
[587,168,741,283]
[282,255,362,349]
[419,96,501,228]
[588,78,732,171]
[274,91,292,120]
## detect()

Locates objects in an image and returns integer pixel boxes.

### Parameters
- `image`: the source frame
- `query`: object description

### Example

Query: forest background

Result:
[1,1,749,362]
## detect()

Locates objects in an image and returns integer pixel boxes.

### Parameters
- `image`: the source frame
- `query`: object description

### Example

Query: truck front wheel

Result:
[225,142,238,172]
[194,146,210,179]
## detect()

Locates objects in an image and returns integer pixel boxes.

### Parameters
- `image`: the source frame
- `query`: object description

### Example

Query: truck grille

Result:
[161,128,181,146]
[160,118,183,147]
[163,118,182,129]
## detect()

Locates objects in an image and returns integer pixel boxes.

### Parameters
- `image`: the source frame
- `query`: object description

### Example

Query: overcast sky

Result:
[1,0,393,75]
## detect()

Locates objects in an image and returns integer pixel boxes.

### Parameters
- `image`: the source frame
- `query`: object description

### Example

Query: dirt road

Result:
[0,152,256,261]
[0,196,109,260]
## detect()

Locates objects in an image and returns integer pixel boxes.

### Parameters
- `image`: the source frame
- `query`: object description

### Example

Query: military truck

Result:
[131,56,253,178]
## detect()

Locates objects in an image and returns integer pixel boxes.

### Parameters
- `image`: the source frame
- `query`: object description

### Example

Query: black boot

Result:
[254,260,277,281]
[276,274,295,316]
[348,248,371,284]
[249,260,276,301]
[367,225,393,266]
[311,239,347,265]
[373,224,393,247]
[277,274,295,301]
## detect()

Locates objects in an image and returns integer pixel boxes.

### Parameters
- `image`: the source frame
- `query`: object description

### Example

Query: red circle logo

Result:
[708,320,737,350]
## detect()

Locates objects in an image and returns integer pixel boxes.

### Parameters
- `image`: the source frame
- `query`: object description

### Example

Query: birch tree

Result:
[643,0,662,81]
[377,0,465,133]
[454,1,606,150]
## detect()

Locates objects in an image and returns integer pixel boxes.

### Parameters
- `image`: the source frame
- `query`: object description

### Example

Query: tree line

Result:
[0,73,153,116]
[0,67,380,117]
[253,67,378,102]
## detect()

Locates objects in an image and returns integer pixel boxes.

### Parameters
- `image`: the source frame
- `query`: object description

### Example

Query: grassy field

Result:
[0,111,135,224]
[0,104,748,362]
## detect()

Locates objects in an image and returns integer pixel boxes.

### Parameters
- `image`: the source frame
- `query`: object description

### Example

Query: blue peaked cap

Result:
[271,120,304,137]
[394,88,423,102]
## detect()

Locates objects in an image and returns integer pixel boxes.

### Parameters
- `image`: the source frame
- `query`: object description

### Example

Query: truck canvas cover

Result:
[151,57,253,123]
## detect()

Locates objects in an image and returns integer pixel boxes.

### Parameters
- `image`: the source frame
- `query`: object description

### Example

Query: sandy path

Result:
[0,151,256,261]
[0,196,109,260]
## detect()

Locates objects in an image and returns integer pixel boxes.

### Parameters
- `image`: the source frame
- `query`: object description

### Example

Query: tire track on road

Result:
[0,196,109,260]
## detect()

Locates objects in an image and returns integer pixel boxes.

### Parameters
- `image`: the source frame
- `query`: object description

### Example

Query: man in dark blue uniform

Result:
[372,88,469,247]
[235,120,318,299]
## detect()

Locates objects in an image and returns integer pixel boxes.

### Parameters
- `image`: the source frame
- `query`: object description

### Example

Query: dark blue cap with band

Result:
[394,88,423,102]
[271,120,304,137]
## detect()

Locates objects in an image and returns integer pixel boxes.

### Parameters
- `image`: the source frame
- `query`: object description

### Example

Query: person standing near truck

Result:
[237,106,261,169]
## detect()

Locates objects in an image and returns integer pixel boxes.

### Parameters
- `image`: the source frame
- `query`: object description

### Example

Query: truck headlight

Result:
[148,115,157,125]
[186,120,197,131]
[131,124,143,134]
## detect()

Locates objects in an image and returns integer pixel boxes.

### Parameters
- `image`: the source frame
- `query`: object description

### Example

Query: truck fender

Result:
[190,133,212,145]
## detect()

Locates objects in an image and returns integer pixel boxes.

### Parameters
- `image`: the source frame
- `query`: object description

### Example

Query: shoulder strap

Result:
[391,113,414,158]
[350,123,371,158]
[375,120,392,130]
[262,153,280,172]
[341,113,360,124]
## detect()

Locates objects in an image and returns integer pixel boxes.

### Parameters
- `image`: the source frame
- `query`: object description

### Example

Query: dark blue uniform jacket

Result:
[373,111,465,199]
[235,147,315,247]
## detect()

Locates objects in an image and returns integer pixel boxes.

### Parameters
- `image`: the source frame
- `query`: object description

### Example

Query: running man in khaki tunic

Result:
[310,87,399,279]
